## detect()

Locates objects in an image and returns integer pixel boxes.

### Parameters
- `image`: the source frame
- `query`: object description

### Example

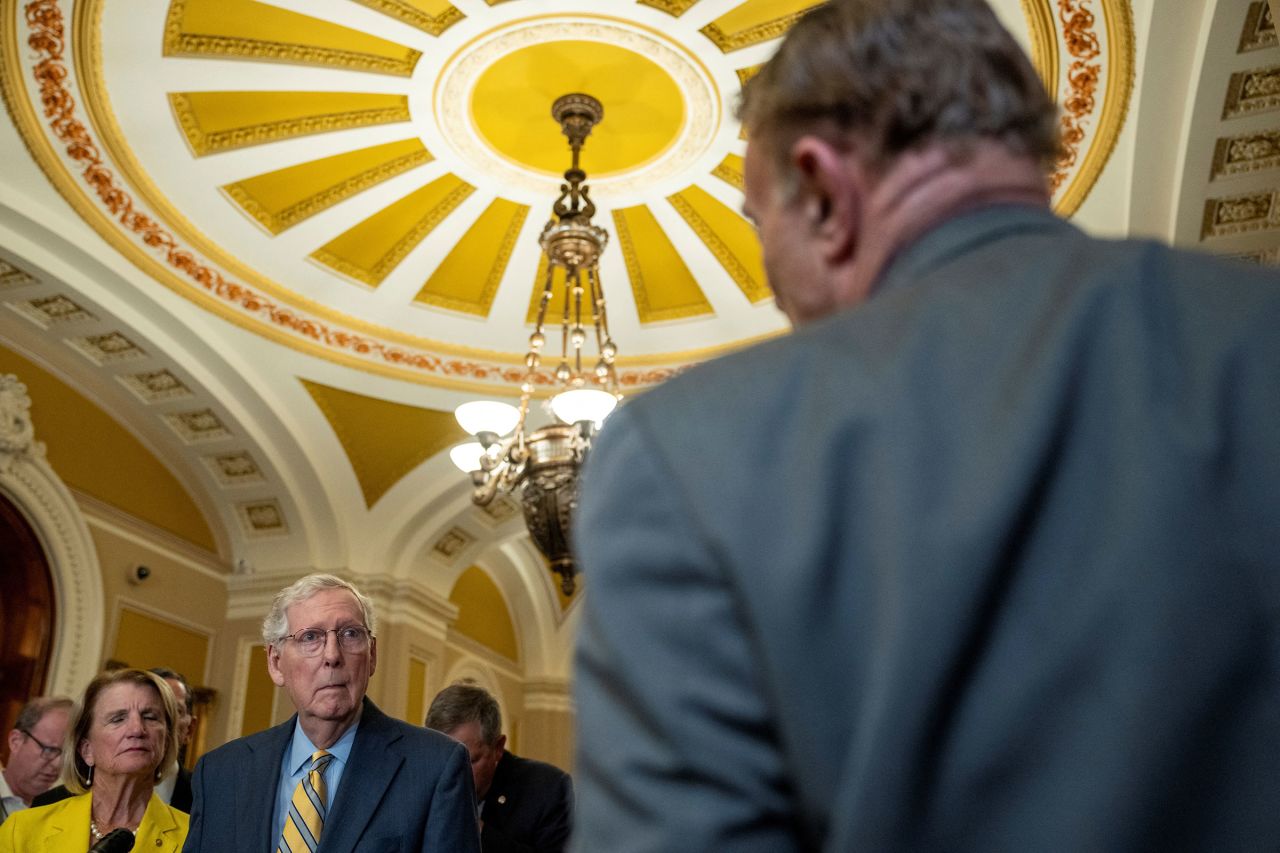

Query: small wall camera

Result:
[127,564,152,585]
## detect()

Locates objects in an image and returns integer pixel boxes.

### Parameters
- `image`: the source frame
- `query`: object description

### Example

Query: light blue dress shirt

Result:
[273,717,359,844]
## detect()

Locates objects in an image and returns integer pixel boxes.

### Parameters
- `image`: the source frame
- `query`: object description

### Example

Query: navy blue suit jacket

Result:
[183,699,479,853]
[481,752,572,853]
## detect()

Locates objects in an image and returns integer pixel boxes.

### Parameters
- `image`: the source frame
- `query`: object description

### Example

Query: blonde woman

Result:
[0,668,188,852]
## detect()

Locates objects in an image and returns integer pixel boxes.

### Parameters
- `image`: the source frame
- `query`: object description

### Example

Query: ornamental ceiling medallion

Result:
[1,0,1132,389]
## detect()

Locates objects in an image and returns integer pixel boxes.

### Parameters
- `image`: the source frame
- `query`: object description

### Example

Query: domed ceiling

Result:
[3,0,1134,392]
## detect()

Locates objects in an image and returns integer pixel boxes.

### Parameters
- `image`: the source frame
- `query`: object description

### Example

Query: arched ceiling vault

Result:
[2,0,1267,662]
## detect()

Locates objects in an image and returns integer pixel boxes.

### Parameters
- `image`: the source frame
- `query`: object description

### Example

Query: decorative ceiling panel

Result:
[415,198,529,316]
[1224,64,1280,118]
[612,205,713,323]
[170,91,412,157]
[222,138,433,235]
[1239,2,1276,53]
[0,0,1133,391]
[701,0,821,53]
[1212,130,1280,179]
[163,0,422,76]
[667,186,770,304]
[712,154,745,191]
[637,0,702,16]
[311,173,475,287]
[350,0,465,37]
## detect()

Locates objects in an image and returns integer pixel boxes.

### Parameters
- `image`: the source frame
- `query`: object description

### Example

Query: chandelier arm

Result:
[587,266,618,394]
[589,266,607,348]
[533,264,555,330]
[559,266,572,378]
[573,268,586,380]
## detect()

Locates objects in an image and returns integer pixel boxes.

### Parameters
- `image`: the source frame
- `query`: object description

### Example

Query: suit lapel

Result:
[42,793,89,849]
[239,717,295,851]
[483,753,514,828]
[319,700,404,853]
[144,794,184,852]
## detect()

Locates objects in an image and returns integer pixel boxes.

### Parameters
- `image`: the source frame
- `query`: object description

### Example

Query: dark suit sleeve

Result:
[570,407,797,852]
[29,784,73,808]
[171,767,193,814]
[481,771,573,853]
[180,756,207,853]
[423,740,481,853]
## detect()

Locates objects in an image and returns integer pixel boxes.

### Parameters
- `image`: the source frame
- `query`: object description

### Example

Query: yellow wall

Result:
[241,645,275,737]
[406,656,427,727]
[0,345,216,551]
[112,609,210,685]
[448,566,519,662]
[90,524,225,683]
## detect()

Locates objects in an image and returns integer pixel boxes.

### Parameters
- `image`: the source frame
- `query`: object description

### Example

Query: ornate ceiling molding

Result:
[1,0,1134,390]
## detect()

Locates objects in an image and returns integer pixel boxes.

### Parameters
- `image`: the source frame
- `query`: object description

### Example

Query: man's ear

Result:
[7,728,22,756]
[789,135,859,263]
[266,643,286,687]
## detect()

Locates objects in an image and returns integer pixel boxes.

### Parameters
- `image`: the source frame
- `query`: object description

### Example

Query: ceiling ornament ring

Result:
[433,16,721,201]
[1040,0,1136,216]
[1,0,685,391]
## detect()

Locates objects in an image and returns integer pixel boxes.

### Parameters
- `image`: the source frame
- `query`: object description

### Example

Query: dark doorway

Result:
[0,493,55,760]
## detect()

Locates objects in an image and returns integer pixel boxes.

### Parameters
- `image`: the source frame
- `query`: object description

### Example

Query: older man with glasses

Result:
[0,696,73,824]
[182,573,480,853]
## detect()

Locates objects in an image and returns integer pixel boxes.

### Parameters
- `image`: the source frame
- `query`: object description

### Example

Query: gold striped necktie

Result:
[278,750,334,853]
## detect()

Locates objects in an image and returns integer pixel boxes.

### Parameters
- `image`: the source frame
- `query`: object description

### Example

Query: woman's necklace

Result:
[90,814,141,841]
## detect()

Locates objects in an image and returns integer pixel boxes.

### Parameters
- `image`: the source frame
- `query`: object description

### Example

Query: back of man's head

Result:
[739,0,1057,173]
[425,681,502,745]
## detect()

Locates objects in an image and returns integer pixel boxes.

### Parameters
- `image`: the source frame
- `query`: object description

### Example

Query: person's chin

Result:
[310,692,356,718]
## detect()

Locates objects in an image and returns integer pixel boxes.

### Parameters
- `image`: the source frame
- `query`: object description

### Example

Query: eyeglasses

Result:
[20,729,63,760]
[276,625,373,657]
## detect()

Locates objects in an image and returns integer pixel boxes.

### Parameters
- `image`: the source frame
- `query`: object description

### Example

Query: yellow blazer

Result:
[0,790,187,852]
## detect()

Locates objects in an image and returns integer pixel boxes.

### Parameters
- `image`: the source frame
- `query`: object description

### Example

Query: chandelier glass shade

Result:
[451,93,620,595]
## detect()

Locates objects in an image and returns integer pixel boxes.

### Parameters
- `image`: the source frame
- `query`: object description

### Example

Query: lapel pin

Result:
[498,795,507,804]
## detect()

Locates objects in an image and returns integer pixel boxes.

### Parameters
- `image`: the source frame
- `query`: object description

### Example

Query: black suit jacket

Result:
[182,698,480,853]
[31,766,193,813]
[481,752,572,853]
[572,205,1280,851]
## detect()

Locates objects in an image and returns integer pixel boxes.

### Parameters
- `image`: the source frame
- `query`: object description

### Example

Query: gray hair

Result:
[12,695,75,735]
[425,680,503,745]
[739,0,1058,175]
[261,573,378,646]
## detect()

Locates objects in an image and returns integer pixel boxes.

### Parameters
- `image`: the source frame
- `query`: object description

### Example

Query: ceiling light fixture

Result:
[451,93,620,595]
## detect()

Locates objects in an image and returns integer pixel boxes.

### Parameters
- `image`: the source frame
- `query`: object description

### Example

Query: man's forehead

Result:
[33,705,70,730]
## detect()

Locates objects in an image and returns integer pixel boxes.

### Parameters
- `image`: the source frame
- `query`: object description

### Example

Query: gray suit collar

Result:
[876,203,1065,298]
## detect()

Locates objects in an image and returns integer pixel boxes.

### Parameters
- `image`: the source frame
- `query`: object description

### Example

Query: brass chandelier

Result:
[451,94,619,595]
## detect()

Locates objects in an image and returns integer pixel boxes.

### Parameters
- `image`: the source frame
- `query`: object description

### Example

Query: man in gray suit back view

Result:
[570,0,1280,851]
